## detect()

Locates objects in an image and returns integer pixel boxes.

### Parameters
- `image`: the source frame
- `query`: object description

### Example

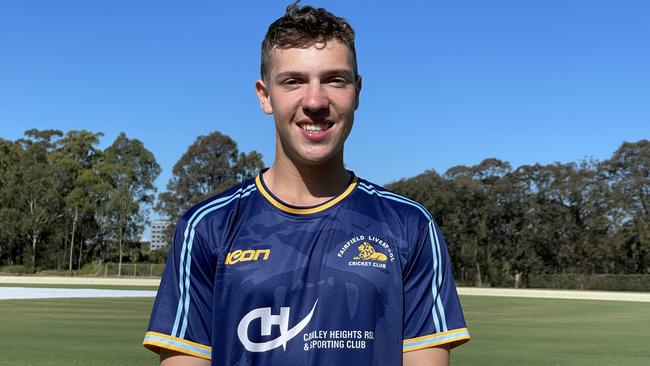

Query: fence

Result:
[102,263,165,277]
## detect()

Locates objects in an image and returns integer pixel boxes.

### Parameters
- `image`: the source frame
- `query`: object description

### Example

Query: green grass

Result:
[453,296,650,366]
[0,297,156,366]
[0,295,648,365]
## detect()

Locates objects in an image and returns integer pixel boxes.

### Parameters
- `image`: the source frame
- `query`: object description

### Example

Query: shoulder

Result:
[179,178,258,227]
[354,177,433,227]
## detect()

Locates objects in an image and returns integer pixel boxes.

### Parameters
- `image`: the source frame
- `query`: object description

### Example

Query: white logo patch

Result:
[237,300,318,352]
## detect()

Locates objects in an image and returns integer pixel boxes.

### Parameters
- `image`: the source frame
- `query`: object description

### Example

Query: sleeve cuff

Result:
[143,331,212,360]
[403,327,470,352]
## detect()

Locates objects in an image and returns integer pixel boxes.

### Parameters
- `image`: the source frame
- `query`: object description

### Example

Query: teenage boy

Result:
[144,4,469,366]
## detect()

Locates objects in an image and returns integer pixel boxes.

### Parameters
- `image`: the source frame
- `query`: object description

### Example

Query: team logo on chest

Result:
[354,242,387,262]
[337,235,395,269]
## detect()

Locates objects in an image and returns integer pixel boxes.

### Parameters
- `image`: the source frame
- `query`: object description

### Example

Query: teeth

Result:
[301,123,328,132]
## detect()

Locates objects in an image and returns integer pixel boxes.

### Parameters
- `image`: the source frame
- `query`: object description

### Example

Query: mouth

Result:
[297,121,334,133]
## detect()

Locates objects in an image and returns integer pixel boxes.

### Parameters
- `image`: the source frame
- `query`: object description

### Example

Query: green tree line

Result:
[0,129,161,274]
[1,129,647,287]
[386,140,650,287]
[0,130,263,275]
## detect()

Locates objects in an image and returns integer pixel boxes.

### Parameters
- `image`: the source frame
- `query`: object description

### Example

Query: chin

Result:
[297,155,334,166]
[279,138,344,166]
[293,150,340,166]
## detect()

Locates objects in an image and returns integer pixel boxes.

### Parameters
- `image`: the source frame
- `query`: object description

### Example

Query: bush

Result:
[0,265,31,274]
[527,274,650,292]
[76,263,104,276]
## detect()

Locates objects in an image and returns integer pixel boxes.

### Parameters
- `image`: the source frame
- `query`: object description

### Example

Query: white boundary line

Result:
[2,277,648,302]
[0,275,160,286]
[0,287,157,300]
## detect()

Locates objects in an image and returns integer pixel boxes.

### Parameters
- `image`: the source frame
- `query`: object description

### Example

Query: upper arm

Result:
[143,216,215,360]
[402,219,470,352]
[403,345,450,366]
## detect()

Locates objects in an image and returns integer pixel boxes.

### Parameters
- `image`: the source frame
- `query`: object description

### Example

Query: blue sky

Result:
[2,0,649,195]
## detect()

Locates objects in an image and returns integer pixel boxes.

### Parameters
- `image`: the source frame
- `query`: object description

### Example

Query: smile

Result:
[297,122,334,132]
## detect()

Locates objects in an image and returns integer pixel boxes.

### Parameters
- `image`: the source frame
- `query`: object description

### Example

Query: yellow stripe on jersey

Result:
[403,327,470,352]
[143,331,212,360]
[255,175,358,215]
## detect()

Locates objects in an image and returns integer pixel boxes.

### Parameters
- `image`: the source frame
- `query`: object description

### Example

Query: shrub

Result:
[527,274,650,291]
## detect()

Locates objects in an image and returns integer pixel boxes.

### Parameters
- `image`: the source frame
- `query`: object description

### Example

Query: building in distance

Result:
[149,219,171,251]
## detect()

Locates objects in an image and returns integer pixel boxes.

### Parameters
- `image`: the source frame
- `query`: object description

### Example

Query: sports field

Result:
[0,292,648,365]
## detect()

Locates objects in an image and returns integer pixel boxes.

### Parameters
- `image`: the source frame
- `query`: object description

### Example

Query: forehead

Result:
[267,40,355,77]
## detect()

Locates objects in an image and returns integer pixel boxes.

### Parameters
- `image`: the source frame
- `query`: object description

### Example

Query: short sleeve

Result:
[143,216,214,360]
[402,219,470,352]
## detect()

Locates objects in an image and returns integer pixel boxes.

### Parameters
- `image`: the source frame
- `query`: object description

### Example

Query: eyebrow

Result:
[274,69,355,81]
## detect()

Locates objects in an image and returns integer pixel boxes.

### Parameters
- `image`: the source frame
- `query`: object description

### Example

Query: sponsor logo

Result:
[337,235,395,269]
[237,300,318,352]
[225,248,270,265]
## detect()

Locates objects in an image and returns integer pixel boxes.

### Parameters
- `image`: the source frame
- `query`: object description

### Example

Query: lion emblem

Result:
[354,242,387,262]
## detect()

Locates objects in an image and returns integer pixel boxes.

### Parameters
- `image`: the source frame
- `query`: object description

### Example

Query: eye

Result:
[282,78,303,88]
[328,77,349,87]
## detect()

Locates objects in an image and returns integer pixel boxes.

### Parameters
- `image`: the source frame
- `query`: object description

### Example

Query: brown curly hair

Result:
[260,1,357,81]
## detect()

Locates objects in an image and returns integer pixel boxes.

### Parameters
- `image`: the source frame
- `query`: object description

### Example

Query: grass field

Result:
[0,294,648,365]
[454,296,650,365]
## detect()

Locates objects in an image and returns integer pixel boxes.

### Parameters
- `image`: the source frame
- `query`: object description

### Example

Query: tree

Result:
[102,133,160,276]
[156,131,264,234]
[0,139,23,264]
[52,130,104,274]
[605,140,650,273]
[15,130,65,272]
[443,159,512,287]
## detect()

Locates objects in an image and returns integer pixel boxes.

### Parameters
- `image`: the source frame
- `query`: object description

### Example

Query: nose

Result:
[301,82,329,113]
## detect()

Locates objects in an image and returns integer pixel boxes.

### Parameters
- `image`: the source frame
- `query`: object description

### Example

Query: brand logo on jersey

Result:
[225,248,270,265]
[237,300,318,352]
[353,242,387,262]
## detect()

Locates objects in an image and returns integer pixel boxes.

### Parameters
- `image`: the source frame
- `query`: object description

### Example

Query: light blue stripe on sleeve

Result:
[403,329,470,350]
[429,221,447,331]
[171,184,256,337]
[144,334,211,357]
[178,186,257,338]
[358,183,447,332]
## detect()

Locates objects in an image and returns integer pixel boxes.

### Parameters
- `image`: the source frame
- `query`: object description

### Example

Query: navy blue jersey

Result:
[144,172,469,365]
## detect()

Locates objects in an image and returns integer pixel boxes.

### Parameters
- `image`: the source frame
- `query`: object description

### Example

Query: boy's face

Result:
[256,39,362,167]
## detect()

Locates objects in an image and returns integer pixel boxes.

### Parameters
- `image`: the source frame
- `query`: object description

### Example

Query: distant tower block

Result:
[150,220,171,251]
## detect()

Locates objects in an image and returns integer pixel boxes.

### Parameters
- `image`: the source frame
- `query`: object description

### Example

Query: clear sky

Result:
[2,0,649,191]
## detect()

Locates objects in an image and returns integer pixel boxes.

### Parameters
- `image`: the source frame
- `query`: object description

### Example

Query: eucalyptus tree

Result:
[442,158,512,286]
[102,133,160,276]
[605,140,650,273]
[15,130,65,271]
[156,131,263,239]
[52,130,104,274]
[0,139,23,264]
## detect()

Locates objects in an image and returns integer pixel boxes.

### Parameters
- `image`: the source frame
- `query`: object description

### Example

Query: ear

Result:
[354,74,362,110]
[255,79,273,115]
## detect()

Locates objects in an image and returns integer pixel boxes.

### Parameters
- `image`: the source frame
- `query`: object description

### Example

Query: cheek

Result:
[334,92,358,113]
[270,95,299,118]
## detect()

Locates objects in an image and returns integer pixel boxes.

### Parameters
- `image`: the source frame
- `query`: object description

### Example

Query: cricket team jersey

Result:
[144,172,469,365]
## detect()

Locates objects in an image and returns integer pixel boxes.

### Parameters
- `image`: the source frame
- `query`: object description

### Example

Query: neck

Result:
[263,154,350,207]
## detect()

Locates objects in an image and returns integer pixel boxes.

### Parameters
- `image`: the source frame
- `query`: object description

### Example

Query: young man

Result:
[144,4,469,366]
